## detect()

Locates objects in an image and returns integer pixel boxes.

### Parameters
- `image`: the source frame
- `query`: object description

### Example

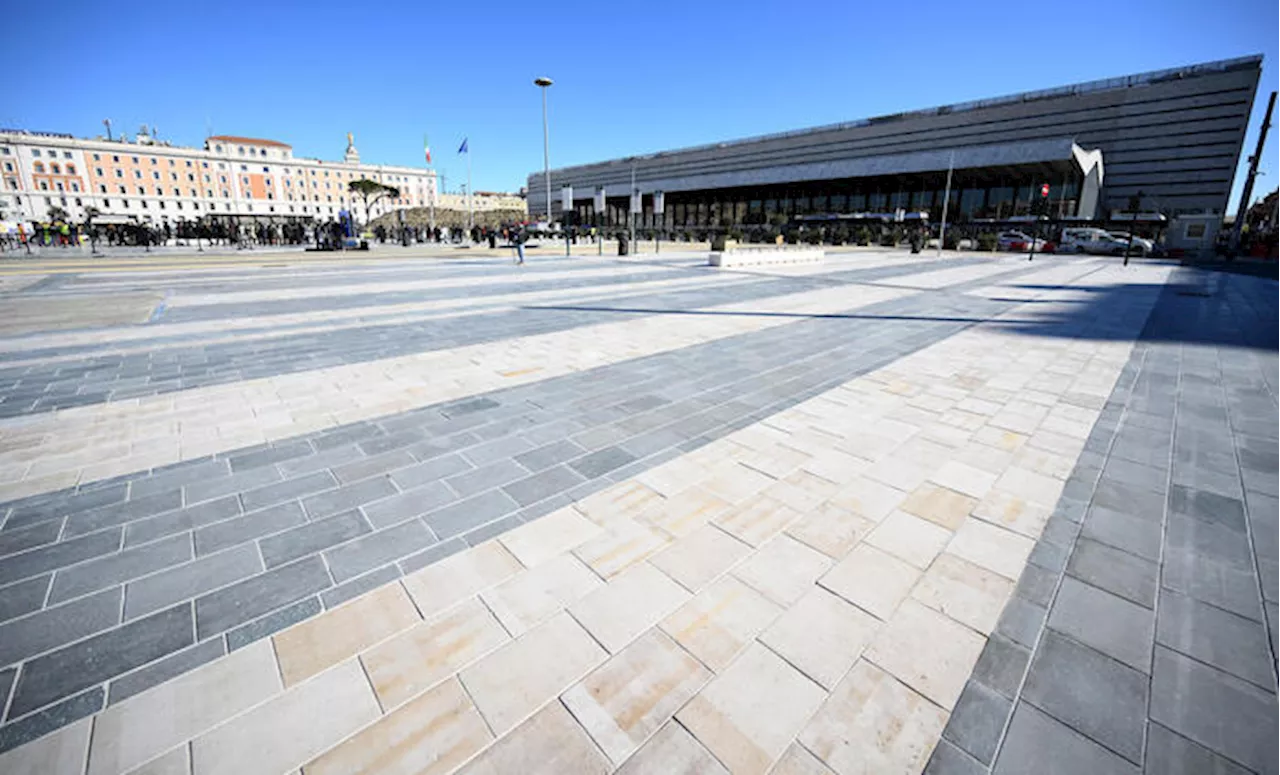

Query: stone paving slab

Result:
[0,255,991,417]
[939,266,1279,775]
[0,250,1273,775]
[1,284,962,722]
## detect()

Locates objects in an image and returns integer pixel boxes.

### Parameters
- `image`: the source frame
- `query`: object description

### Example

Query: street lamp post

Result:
[535,77,553,231]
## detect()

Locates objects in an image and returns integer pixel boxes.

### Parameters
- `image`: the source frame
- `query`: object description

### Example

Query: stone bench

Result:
[708,246,825,268]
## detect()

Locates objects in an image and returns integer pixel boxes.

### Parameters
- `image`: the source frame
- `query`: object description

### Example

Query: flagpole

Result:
[425,136,436,235]
[467,146,473,234]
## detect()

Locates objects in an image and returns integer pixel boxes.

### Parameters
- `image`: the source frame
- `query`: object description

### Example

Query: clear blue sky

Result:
[6,0,1277,211]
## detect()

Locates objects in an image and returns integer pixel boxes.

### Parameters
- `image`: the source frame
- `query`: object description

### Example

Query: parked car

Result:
[997,231,1047,251]
[1060,227,1133,255]
[1107,231,1154,255]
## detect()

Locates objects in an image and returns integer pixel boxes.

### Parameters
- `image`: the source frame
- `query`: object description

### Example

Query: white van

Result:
[1060,227,1127,255]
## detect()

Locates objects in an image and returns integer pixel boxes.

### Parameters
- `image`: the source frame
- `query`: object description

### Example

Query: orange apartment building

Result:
[0,127,436,226]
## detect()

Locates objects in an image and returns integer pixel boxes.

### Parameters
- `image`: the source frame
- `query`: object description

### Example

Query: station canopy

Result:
[636,137,1104,195]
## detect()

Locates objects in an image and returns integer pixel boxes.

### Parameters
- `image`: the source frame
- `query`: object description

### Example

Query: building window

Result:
[71,182,79,192]
[202,162,208,168]
[122,200,129,208]
[31,149,40,157]
[187,174,195,182]
[55,182,64,191]
[33,162,44,173]
[150,157,157,165]
[118,185,126,194]
[158,201,165,209]
[173,188,180,196]
[190,188,197,196]
[141,200,148,208]
[115,169,123,178]
[263,166,269,173]
[2,162,10,172]
[185,160,192,167]
[95,167,103,176]
[112,155,119,162]
[39,181,48,190]
[51,163,61,173]
[215,144,223,152]
[102,198,108,207]
[137,186,145,194]
[63,151,71,159]
[92,153,100,161]
[170,172,177,180]
[134,170,142,179]
[131,156,138,163]
[238,147,245,155]
[66,164,76,174]
[176,202,183,210]
[153,171,160,180]
[1,147,9,155]
[240,164,247,171]
[99,184,106,193]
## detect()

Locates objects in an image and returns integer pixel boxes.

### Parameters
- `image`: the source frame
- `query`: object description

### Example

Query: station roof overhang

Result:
[622,138,1104,196]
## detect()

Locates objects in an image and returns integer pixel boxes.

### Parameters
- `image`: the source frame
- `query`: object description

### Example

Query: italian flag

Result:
[423,134,432,165]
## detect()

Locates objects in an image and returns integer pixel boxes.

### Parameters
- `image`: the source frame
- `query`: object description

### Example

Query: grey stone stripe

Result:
[0,255,988,419]
[0,257,1101,751]
[930,266,1279,775]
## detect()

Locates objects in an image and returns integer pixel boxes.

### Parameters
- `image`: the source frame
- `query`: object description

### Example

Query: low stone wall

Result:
[709,246,825,268]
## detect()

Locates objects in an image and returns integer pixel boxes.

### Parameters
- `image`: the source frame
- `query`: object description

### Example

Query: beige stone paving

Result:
[0,294,162,336]
[0,259,1174,775]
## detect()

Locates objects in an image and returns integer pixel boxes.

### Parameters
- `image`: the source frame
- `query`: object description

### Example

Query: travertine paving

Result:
[0,248,1273,774]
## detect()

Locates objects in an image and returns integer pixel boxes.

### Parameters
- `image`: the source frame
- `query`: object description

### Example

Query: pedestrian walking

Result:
[513,227,526,265]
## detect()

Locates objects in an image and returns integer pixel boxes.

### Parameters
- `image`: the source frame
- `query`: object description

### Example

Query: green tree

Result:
[348,179,400,228]
[47,205,70,223]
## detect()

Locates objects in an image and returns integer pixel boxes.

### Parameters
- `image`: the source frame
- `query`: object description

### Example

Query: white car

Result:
[1061,227,1130,255]
[997,231,1046,251]
[1107,232,1154,255]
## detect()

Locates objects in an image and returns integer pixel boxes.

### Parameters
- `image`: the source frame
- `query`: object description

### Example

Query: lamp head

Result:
[534,77,553,87]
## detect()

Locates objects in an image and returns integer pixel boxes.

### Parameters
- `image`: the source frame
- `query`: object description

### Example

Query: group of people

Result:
[1,215,546,258]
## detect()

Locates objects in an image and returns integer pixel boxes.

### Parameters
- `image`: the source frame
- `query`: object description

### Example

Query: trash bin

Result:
[618,234,629,256]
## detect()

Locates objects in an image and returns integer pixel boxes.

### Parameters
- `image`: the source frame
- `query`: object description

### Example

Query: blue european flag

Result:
[458,138,468,154]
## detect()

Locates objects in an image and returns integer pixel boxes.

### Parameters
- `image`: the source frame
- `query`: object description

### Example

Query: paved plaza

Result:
[0,246,1274,774]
